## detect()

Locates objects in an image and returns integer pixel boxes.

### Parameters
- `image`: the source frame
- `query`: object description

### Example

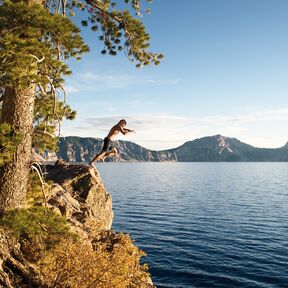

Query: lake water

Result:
[97,163,288,288]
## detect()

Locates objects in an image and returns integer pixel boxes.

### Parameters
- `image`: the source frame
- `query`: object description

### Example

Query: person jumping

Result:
[89,119,135,165]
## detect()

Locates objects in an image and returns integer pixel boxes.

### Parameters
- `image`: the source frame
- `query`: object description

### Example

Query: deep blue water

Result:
[97,163,288,288]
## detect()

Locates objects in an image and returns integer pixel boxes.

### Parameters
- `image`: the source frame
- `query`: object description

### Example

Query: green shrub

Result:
[0,206,71,248]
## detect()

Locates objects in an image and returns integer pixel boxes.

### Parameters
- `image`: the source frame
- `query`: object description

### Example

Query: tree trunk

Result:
[0,86,35,211]
[0,0,44,212]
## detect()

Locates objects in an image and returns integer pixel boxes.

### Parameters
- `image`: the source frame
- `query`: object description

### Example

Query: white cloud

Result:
[79,72,134,89]
[146,78,180,85]
[249,108,288,121]
[65,85,79,93]
[64,71,181,92]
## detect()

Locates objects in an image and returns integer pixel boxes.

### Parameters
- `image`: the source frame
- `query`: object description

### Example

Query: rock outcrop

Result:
[0,160,153,287]
[46,160,113,235]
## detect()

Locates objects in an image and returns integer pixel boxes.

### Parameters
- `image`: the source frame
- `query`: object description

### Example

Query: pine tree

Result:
[0,0,162,211]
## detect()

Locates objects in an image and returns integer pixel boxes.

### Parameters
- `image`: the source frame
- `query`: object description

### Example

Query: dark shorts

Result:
[101,137,114,153]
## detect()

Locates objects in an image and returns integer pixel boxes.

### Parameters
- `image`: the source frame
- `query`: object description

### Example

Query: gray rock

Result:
[46,160,113,232]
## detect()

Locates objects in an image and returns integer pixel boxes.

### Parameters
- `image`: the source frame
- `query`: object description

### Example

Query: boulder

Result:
[46,160,113,234]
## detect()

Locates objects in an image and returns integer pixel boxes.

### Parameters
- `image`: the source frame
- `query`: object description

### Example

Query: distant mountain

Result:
[170,135,288,162]
[52,136,175,162]
[50,135,288,162]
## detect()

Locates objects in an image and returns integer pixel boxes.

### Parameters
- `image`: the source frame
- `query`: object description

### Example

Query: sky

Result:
[62,0,288,150]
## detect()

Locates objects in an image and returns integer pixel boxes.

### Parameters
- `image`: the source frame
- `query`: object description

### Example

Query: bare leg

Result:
[89,152,105,166]
[101,148,118,162]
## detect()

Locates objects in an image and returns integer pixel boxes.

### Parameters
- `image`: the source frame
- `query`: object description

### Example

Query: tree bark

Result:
[0,86,35,211]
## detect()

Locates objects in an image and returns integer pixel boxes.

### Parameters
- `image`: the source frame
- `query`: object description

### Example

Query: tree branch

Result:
[85,0,155,63]
[33,129,56,139]
[46,77,57,114]
[31,162,48,208]
[0,267,13,288]
[29,54,45,63]
[85,1,132,38]
[37,84,46,96]
[6,253,45,288]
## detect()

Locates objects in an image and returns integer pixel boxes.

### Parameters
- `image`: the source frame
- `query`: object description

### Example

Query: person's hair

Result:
[118,119,127,126]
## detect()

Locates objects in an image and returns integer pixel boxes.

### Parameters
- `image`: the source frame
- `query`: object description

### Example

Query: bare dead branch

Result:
[38,84,46,96]
[33,129,56,139]
[29,54,45,63]
[62,0,66,15]
[31,163,48,207]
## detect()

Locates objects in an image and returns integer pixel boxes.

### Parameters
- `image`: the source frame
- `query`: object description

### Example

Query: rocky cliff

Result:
[50,135,288,162]
[45,160,113,235]
[52,136,176,162]
[0,160,154,287]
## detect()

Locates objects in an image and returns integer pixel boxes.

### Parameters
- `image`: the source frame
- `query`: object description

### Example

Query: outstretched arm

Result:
[123,128,135,133]
[119,126,135,135]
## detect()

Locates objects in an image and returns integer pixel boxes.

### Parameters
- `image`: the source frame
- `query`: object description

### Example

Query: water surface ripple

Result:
[98,163,288,288]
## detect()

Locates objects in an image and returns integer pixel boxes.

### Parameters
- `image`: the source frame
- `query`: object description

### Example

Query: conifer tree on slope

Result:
[0,0,163,211]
